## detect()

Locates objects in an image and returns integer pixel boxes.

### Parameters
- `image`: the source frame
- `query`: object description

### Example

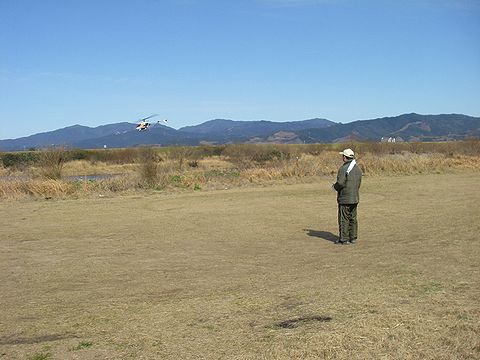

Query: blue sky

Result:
[1,0,479,139]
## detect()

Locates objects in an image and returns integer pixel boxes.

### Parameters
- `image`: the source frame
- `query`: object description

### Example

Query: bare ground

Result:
[0,173,479,359]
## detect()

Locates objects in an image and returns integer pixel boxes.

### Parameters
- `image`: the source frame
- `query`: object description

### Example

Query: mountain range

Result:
[1,113,479,151]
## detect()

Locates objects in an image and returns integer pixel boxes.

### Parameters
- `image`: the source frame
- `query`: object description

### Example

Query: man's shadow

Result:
[303,229,338,243]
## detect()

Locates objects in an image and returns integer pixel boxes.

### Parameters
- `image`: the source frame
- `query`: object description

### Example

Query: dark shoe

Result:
[349,238,357,244]
[335,240,348,245]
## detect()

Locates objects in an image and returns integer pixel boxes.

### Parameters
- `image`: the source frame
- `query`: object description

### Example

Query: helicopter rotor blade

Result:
[139,114,159,122]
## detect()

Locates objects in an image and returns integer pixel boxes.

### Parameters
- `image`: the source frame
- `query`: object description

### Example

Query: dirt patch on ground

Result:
[275,315,333,329]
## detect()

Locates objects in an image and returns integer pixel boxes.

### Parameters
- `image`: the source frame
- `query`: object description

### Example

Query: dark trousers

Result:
[338,204,358,242]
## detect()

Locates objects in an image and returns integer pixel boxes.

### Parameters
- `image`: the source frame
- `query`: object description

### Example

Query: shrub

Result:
[168,147,199,169]
[0,152,38,168]
[37,147,67,180]
[137,147,159,188]
[223,144,293,168]
[69,149,89,161]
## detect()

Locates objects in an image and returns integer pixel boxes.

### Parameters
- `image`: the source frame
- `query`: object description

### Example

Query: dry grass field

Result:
[1,173,479,359]
[2,142,480,199]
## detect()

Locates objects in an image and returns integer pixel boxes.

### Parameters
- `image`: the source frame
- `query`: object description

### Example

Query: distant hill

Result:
[72,124,198,149]
[0,118,335,150]
[296,113,480,143]
[0,114,478,151]
[0,123,134,151]
[179,118,334,140]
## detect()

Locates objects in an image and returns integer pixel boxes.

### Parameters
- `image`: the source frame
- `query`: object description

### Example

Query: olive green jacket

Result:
[334,159,362,204]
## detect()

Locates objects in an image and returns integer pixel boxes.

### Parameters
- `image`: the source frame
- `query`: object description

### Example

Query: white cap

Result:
[339,148,355,158]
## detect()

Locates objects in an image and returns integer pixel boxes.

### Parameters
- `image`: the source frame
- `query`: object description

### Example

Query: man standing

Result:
[333,148,362,245]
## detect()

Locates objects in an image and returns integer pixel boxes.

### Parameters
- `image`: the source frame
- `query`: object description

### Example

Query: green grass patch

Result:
[421,281,443,293]
[169,175,182,183]
[28,352,51,360]
[72,341,93,351]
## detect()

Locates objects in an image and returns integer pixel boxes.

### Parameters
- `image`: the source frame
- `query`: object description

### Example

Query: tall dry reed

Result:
[37,147,67,180]
[137,147,161,188]
[1,141,479,199]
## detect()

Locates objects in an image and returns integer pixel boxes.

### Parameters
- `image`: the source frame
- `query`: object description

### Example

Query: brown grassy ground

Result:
[0,173,479,359]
